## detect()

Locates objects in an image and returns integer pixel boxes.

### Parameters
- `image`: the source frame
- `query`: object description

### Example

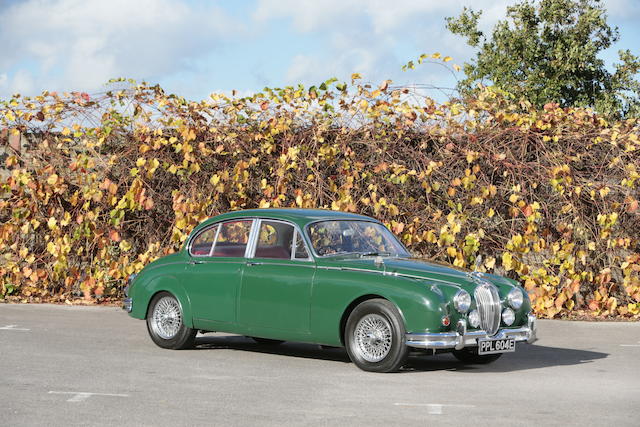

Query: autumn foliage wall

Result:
[1,75,639,318]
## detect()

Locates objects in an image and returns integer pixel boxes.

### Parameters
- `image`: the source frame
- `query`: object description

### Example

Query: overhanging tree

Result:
[446,0,640,118]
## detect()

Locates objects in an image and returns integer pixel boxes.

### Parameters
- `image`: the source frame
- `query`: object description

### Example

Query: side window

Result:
[293,231,310,260]
[255,221,294,259]
[211,220,252,258]
[190,225,218,256]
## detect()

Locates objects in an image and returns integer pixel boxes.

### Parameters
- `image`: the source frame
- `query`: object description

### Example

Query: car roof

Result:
[195,208,379,231]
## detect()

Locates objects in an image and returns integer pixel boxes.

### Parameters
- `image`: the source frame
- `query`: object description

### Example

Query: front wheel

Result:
[452,348,502,364]
[345,299,408,373]
[146,292,196,350]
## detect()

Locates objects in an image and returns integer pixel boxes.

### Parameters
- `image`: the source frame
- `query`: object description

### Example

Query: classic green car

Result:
[124,208,537,372]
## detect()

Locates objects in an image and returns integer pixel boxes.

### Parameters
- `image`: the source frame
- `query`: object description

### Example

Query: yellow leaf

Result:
[47,174,59,185]
[119,240,132,252]
[443,56,452,62]
[259,199,271,208]
[453,64,461,72]
[502,252,513,271]
[431,52,441,59]
[484,257,496,269]
[47,217,57,230]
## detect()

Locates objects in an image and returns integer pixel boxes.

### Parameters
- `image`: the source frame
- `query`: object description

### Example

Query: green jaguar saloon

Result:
[123,208,537,372]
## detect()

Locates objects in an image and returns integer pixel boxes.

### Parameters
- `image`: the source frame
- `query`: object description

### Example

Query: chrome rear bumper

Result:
[406,314,537,350]
[122,298,132,313]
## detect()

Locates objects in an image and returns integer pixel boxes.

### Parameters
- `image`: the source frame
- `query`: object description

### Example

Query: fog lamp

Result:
[502,308,515,326]
[468,309,481,328]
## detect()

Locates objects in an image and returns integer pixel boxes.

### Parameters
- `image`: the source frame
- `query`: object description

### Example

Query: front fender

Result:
[129,271,194,329]
[310,269,447,346]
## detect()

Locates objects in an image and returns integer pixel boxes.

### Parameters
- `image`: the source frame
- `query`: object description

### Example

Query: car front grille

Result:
[474,283,501,336]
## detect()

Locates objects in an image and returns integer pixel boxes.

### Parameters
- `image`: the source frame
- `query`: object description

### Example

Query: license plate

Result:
[478,338,516,355]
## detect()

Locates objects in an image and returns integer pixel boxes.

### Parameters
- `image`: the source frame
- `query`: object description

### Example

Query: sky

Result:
[0,0,639,102]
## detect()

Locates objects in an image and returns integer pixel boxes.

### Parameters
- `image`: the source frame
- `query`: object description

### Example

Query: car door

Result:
[185,219,254,326]
[238,219,316,334]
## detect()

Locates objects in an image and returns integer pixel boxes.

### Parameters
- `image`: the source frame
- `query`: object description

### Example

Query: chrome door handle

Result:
[246,261,263,266]
[189,259,204,265]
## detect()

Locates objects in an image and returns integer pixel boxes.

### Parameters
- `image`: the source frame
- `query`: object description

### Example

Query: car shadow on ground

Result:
[193,335,608,372]
[194,335,352,363]
[404,344,609,373]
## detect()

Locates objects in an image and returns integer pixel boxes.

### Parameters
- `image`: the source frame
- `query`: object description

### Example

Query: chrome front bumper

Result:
[406,314,537,350]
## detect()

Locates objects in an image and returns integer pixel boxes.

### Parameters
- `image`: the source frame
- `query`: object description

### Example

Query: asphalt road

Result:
[1,304,639,427]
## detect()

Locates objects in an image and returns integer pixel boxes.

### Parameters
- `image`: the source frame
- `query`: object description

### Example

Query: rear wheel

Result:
[146,292,196,350]
[345,299,408,373]
[452,348,502,364]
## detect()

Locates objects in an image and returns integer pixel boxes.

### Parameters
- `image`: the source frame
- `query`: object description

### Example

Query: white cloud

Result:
[256,0,513,92]
[254,0,512,34]
[0,0,243,96]
[1,0,635,101]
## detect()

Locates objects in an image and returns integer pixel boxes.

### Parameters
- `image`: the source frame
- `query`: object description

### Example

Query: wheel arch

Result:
[138,277,194,328]
[339,294,404,346]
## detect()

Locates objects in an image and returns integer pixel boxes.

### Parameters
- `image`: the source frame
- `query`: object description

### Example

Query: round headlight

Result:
[502,308,515,326]
[468,309,480,328]
[507,288,524,309]
[453,290,471,313]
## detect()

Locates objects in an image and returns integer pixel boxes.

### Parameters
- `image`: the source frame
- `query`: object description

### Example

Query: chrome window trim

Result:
[248,218,313,262]
[208,224,221,257]
[304,219,411,259]
[291,230,299,261]
[244,219,260,258]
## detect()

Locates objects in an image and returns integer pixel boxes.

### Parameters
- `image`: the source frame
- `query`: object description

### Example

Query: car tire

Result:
[250,337,284,345]
[345,299,408,373]
[146,292,196,350]
[452,348,503,364]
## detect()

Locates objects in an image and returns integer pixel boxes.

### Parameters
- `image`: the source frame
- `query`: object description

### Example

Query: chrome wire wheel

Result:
[151,296,182,339]
[353,313,393,362]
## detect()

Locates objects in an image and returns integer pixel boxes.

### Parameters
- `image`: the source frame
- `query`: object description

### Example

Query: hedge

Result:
[1,75,639,318]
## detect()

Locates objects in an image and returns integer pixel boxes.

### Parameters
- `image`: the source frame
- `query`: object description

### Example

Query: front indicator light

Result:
[502,308,515,326]
[441,316,450,327]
